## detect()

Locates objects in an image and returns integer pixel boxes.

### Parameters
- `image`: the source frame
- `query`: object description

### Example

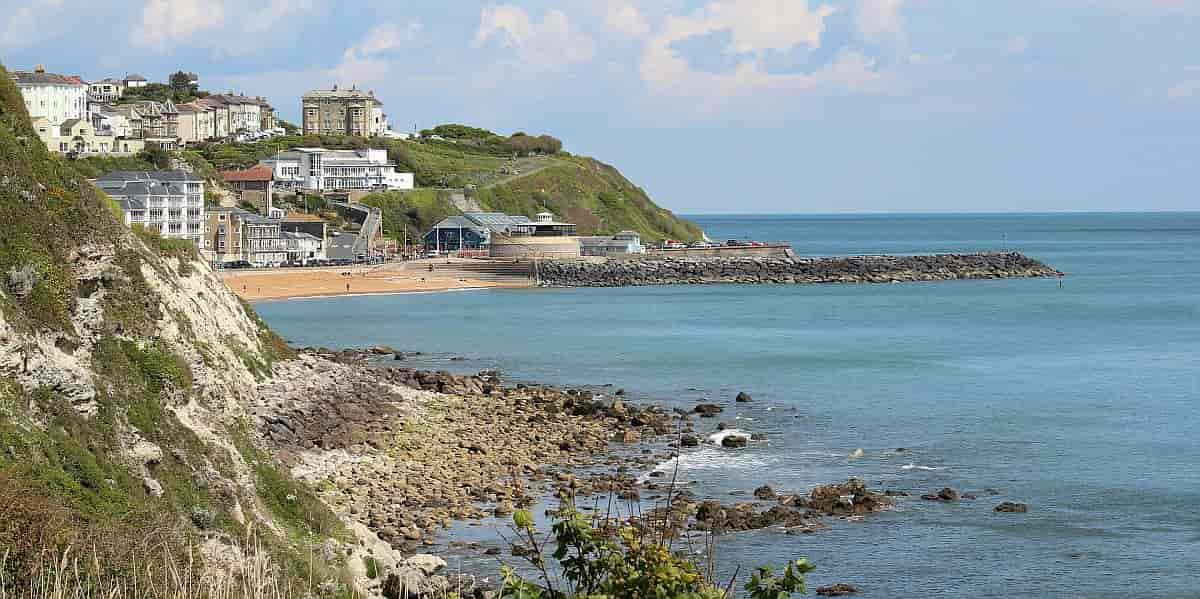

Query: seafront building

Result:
[95,171,206,247]
[207,207,288,267]
[260,148,413,192]
[424,212,535,250]
[282,231,324,264]
[301,85,386,137]
[580,231,645,256]
[424,211,585,258]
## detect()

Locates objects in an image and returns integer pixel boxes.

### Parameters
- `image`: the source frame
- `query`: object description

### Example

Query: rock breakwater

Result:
[537,252,1061,288]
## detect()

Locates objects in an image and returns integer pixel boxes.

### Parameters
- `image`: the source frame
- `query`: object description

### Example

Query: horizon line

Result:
[673,209,1200,217]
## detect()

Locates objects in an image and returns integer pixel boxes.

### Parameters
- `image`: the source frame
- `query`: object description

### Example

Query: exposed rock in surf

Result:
[807,479,893,516]
[994,501,1029,513]
[736,391,753,402]
[922,487,959,502]
[694,403,723,417]
[816,583,859,596]
[754,485,777,500]
[721,435,748,448]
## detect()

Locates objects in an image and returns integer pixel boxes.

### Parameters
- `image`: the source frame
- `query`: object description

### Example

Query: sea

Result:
[256,213,1200,598]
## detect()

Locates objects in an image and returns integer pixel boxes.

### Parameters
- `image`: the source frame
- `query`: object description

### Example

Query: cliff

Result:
[0,63,377,596]
[535,253,1062,288]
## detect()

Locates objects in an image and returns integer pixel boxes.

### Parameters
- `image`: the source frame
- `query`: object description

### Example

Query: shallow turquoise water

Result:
[257,213,1200,597]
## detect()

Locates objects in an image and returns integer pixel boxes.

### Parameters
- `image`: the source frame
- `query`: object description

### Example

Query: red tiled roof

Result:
[221,165,273,183]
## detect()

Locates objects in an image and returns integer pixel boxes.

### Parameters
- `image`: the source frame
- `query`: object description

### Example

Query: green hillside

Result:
[190,128,703,243]
[0,63,349,597]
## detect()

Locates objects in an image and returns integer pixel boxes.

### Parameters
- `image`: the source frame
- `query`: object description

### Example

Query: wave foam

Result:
[901,463,941,471]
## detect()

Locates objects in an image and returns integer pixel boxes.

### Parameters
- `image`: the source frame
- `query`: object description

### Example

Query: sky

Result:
[2,0,1198,214]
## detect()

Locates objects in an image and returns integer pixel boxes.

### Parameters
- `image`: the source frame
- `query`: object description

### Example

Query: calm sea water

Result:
[257,213,1200,598]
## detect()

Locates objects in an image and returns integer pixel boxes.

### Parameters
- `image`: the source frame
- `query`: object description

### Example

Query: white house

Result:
[260,148,414,192]
[89,78,124,102]
[282,231,324,264]
[579,231,645,256]
[123,74,148,89]
[12,66,88,131]
[95,171,206,247]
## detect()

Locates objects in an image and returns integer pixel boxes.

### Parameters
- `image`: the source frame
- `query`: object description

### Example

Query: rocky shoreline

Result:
[252,348,1030,598]
[537,252,1061,288]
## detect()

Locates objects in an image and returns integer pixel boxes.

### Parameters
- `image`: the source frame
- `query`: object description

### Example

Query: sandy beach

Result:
[221,259,532,301]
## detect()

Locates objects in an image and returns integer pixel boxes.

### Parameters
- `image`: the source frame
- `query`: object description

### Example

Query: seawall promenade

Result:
[536,252,1061,287]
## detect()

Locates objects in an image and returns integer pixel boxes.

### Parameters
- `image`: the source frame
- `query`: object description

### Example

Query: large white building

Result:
[95,171,206,247]
[12,66,88,132]
[261,148,414,192]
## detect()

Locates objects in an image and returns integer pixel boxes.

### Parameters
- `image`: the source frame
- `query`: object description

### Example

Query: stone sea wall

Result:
[537,252,1061,288]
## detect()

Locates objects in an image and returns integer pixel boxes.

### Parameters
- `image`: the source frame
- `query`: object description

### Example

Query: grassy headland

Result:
[187,125,702,243]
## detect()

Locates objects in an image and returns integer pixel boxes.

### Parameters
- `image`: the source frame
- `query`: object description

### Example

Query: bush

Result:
[502,501,814,598]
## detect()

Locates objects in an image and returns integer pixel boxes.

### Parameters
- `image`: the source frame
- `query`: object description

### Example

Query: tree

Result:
[168,71,193,93]
[141,147,172,170]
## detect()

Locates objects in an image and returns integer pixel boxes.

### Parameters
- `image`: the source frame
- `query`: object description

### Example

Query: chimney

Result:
[35,64,45,73]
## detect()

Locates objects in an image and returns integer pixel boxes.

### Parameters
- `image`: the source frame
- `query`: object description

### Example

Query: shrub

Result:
[502,501,814,598]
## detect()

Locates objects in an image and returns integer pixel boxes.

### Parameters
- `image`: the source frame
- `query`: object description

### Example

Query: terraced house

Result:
[207,207,287,267]
[95,171,206,247]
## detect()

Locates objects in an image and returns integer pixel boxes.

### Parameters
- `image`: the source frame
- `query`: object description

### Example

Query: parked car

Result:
[223,260,252,269]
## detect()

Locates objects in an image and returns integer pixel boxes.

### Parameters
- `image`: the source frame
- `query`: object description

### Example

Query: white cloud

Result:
[857,0,906,43]
[1,0,65,50]
[246,0,314,34]
[636,0,893,117]
[343,21,422,61]
[131,0,320,51]
[133,0,226,47]
[687,0,838,55]
[601,1,651,38]
[473,5,595,71]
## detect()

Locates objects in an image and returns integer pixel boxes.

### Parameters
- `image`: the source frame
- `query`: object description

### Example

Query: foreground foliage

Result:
[501,503,814,599]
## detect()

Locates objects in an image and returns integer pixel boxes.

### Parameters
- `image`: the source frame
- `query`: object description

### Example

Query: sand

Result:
[220,259,531,301]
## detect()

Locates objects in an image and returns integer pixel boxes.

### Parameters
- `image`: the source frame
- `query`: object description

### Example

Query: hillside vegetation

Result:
[190,126,702,243]
[0,63,355,597]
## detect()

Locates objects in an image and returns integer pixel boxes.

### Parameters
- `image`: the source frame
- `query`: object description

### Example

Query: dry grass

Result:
[0,528,311,599]
[0,475,346,599]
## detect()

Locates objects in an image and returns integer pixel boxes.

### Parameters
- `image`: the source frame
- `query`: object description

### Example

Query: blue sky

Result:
[3,0,1199,214]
